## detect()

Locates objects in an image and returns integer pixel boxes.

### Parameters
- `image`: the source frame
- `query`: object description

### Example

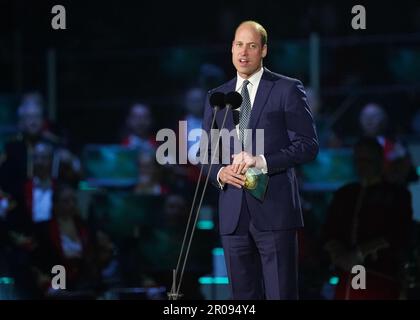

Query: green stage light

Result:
[0,277,14,285]
[212,248,224,256]
[329,276,339,285]
[199,277,229,285]
[197,220,214,230]
[78,181,97,191]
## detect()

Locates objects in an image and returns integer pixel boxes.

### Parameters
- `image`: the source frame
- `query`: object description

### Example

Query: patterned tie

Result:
[239,80,251,145]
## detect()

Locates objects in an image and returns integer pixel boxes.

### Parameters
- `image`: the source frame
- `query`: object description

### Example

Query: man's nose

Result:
[239,46,248,56]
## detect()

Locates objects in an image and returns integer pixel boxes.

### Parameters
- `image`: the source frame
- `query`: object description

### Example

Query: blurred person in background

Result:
[198,63,226,92]
[173,87,207,187]
[148,194,213,299]
[0,94,59,214]
[305,87,342,148]
[22,142,55,225]
[134,152,169,195]
[0,93,80,229]
[32,184,101,297]
[55,148,83,189]
[1,142,56,299]
[122,194,213,299]
[121,103,156,153]
[17,92,60,145]
[183,87,206,152]
[359,102,418,186]
[323,137,413,299]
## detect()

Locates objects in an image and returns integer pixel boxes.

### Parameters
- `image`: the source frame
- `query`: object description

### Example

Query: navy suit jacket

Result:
[202,68,319,235]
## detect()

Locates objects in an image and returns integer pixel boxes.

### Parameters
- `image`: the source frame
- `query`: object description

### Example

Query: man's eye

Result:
[250,44,257,49]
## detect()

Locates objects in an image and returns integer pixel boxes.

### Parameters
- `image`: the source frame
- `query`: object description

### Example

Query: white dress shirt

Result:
[235,66,264,114]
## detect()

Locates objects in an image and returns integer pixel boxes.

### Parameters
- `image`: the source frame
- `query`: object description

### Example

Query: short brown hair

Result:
[235,20,268,46]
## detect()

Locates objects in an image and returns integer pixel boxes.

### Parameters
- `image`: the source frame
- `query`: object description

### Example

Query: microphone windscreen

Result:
[225,91,242,109]
[209,92,226,109]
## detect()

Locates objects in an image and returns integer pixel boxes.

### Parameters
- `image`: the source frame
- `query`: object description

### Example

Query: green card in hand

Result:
[243,167,269,201]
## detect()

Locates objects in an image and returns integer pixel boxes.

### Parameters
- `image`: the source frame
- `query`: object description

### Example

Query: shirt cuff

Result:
[216,167,225,189]
[257,155,268,174]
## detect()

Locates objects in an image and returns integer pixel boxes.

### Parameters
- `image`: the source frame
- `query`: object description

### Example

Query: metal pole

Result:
[46,48,57,122]
[13,31,23,97]
[309,33,320,102]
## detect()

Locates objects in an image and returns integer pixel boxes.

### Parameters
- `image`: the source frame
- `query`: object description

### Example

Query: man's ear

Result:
[262,44,267,58]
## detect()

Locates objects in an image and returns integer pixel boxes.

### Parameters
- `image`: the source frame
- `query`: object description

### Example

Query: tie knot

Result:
[243,80,250,87]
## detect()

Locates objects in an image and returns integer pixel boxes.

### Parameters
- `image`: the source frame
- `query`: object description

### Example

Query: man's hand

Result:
[219,165,246,188]
[232,151,257,174]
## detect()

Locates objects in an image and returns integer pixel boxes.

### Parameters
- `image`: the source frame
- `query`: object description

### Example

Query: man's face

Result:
[185,88,205,117]
[127,105,152,137]
[20,105,43,136]
[359,104,387,137]
[232,24,267,79]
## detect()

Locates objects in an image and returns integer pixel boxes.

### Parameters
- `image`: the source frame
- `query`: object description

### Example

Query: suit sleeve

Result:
[265,80,319,174]
[200,91,224,189]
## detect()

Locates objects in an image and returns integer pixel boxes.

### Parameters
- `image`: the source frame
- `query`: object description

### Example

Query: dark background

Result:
[1,0,419,148]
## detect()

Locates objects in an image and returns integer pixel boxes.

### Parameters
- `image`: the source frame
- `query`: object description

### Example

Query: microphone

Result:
[209,92,226,129]
[209,92,226,112]
[225,91,242,110]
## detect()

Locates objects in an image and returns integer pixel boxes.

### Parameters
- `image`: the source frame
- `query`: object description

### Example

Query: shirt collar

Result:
[236,66,264,90]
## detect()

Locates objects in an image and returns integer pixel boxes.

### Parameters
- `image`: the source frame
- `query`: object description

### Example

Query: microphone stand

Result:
[171,103,233,300]
[168,105,221,301]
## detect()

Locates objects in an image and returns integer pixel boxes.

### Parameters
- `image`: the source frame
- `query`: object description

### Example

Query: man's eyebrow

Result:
[234,41,258,45]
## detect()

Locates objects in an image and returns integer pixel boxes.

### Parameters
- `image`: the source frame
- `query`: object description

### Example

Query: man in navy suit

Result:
[201,21,319,299]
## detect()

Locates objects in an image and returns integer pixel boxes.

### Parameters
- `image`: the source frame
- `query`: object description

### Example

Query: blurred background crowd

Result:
[0,0,420,299]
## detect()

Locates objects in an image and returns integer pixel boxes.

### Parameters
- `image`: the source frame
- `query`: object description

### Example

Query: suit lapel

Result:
[248,69,274,130]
